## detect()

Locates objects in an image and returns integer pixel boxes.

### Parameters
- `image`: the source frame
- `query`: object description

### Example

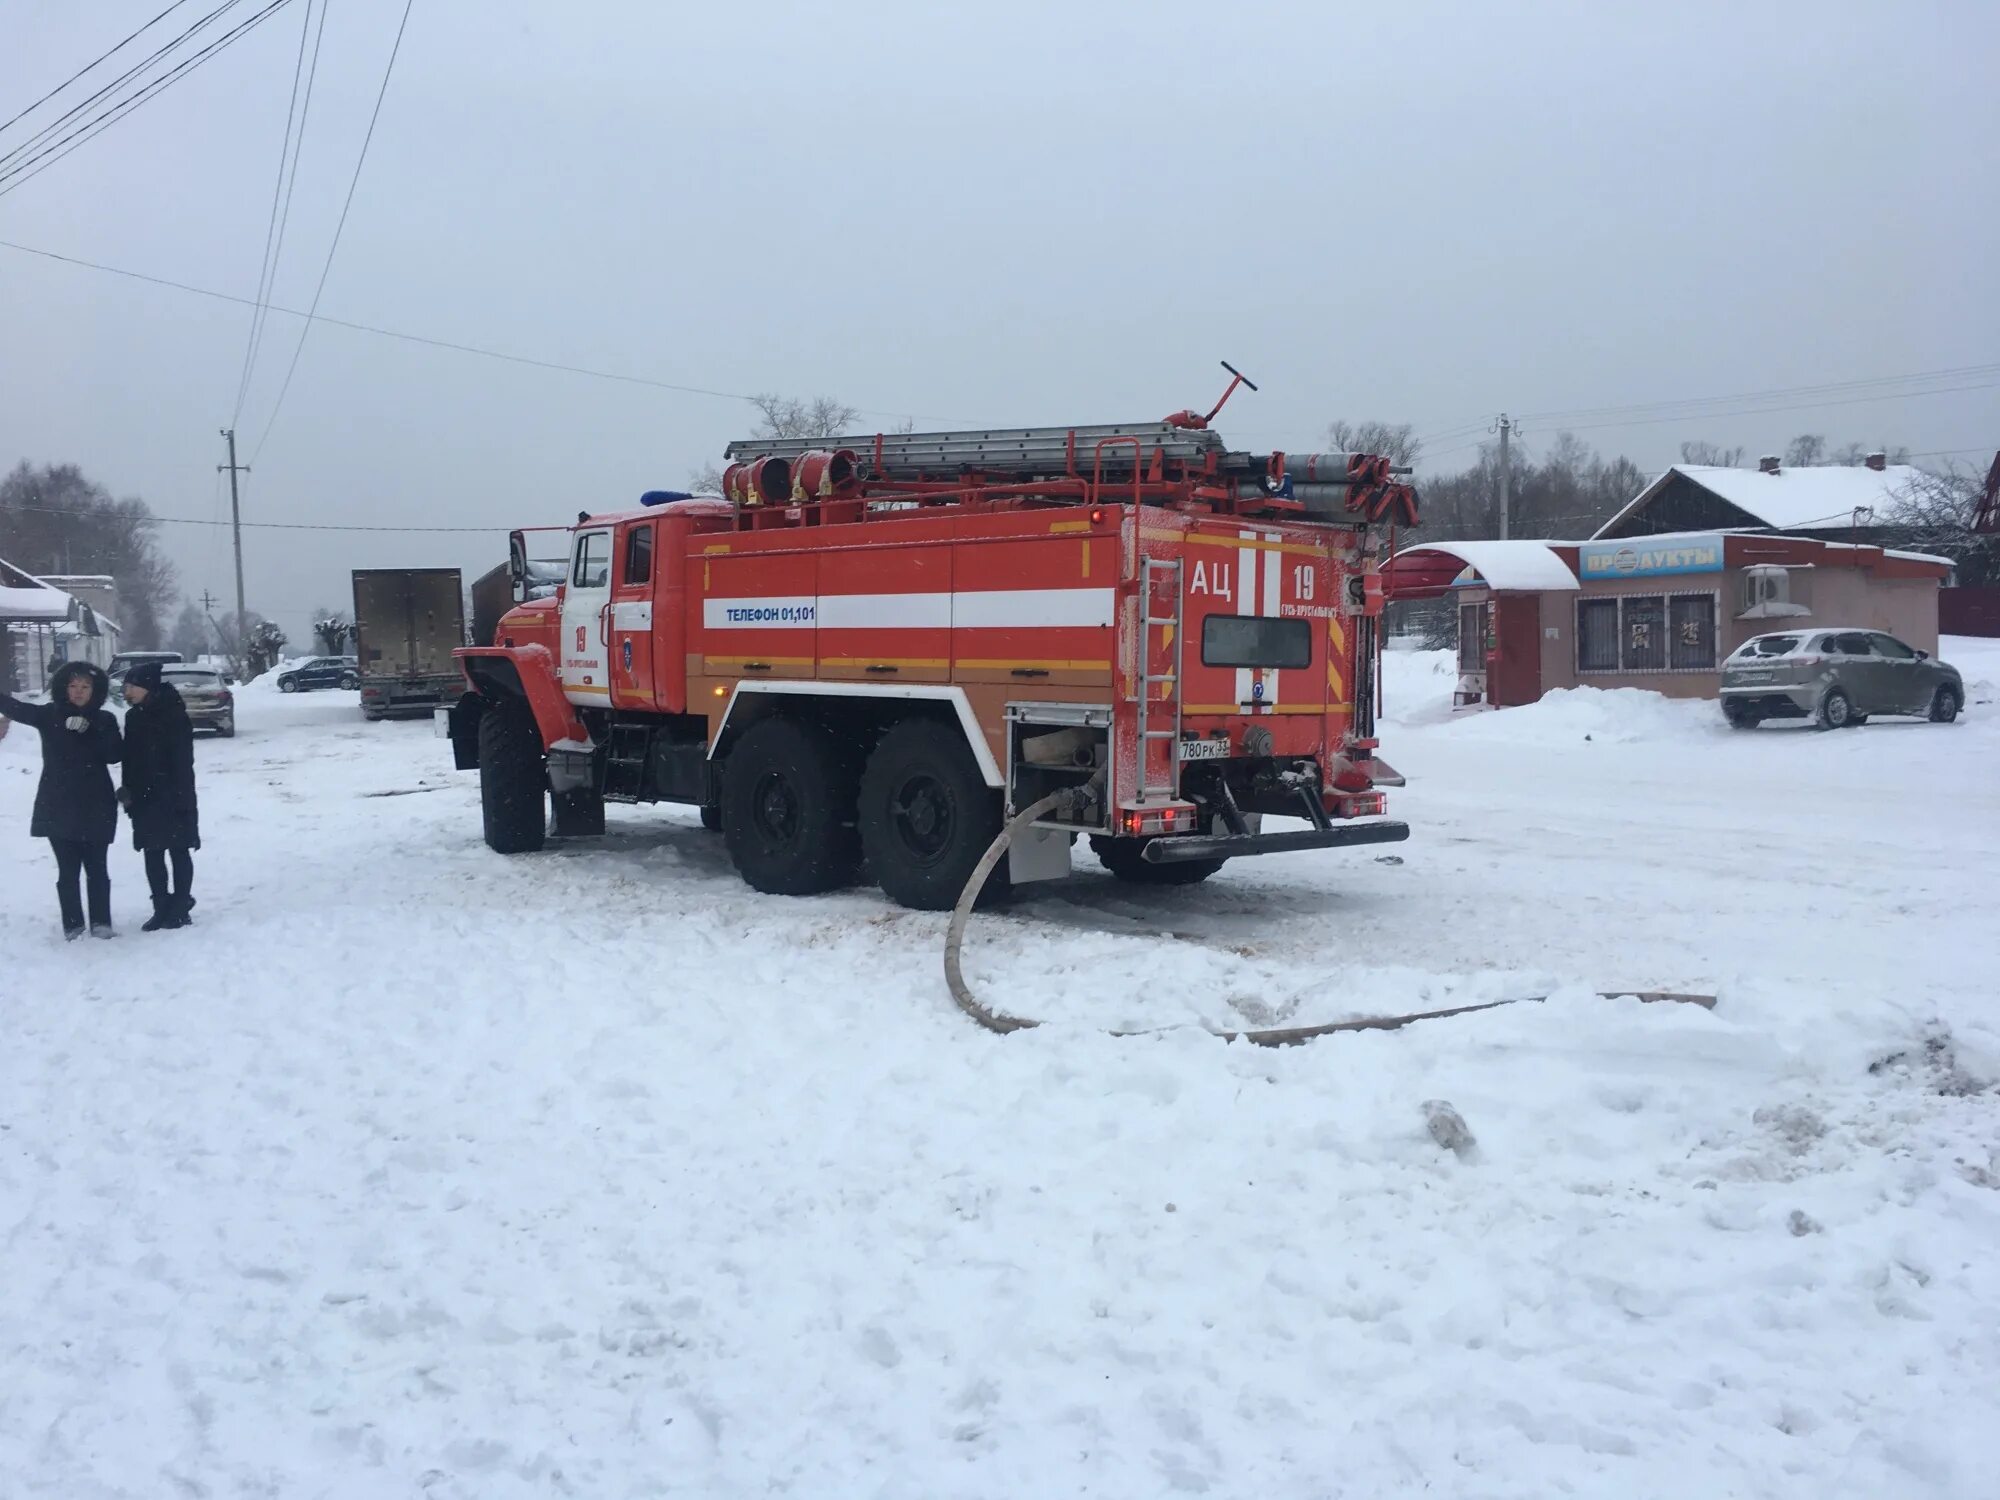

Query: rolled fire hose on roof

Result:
[943,783,1714,1046]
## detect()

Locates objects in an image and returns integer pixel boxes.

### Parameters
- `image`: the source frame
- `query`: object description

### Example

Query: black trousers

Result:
[48,838,111,932]
[144,847,195,905]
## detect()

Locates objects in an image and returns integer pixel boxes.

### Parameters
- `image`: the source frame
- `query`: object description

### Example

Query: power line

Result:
[0,0,236,170]
[231,0,322,426]
[0,500,506,534]
[1516,363,2000,426]
[249,0,415,463]
[0,0,197,138]
[0,1,296,200]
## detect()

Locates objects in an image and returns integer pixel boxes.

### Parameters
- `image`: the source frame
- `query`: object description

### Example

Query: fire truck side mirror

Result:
[508,531,528,603]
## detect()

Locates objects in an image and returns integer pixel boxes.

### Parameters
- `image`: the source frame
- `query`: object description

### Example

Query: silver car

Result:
[1719,629,1965,730]
[161,666,237,738]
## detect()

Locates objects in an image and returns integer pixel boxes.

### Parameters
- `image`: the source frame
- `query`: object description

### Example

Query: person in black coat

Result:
[0,660,124,939]
[119,661,202,931]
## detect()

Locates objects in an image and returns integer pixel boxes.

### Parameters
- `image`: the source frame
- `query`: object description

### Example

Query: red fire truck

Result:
[443,371,1416,909]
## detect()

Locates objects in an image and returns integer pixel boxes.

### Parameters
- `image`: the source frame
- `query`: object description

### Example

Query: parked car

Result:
[276,655,359,693]
[106,650,183,691]
[1719,629,1964,730]
[161,665,236,737]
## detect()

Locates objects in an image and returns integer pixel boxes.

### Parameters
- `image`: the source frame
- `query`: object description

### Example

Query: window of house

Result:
[1669,595,1716,670]
[1577,598,1619,671]
[1623,596,1667,670]
[1579,593,1718,673]
[624,525,654,586]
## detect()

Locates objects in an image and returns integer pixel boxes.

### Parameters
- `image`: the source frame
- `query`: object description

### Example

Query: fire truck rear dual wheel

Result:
[721,716,861,895]
[1089,835,1226,886]
[858,719,1003,912]
[478,695,548,855]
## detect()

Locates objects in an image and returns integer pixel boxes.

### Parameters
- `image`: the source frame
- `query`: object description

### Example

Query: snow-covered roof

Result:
[1596,463,1926,538]
[1392,540,1581,592]
[0,556,75,623]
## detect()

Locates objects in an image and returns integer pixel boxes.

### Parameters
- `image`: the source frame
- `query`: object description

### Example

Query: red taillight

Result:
[1117,802,1195,838]
[1335,791,1387,818]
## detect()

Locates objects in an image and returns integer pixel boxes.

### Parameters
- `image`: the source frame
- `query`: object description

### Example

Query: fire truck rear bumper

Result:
[1139,820,1411,864]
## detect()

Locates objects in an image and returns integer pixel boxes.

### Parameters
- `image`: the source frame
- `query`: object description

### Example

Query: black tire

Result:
[1816,688,1853,731]
[216,720,236,740]
[339,673,358,690]
[722,717,860,895]
[1929,685,1960,724]
[858,719,1002,911]
[699,803,723,831]
[1091,836,1227,886]
[278,676,298,693]
[1722,701,1761,730]
[478,696,547,854]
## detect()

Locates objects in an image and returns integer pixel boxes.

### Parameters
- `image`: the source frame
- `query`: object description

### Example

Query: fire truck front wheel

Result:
[478,697,547,854]
[721,717,861,895]
[859,719,1003,912]
[1090,836,1226,886]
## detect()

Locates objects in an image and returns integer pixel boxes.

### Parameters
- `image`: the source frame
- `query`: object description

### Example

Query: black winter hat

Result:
[125,661,165,693]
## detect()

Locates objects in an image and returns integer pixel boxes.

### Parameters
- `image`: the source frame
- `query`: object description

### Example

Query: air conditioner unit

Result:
[1740,564,1811,619]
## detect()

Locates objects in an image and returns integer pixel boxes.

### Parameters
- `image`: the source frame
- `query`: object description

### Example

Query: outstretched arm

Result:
[0,692,55,730]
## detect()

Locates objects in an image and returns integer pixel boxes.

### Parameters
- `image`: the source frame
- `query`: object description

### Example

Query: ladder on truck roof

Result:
[723,421,1227,478]
[1134,557,1183,805]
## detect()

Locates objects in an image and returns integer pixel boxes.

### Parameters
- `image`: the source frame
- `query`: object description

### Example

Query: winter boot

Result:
[63,925,85,942]
[141,899,170,933]
[160,896,192,930]
[90,922,116,939]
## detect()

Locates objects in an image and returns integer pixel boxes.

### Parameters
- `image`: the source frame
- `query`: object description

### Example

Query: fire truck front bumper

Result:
[1139,819,1411,864]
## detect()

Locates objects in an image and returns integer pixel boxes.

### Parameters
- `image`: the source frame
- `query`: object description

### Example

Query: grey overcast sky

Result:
[2,0,1995,640]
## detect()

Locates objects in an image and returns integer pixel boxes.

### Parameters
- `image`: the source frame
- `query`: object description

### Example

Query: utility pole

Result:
[218,429,250,664]
[1495,413,1512,540]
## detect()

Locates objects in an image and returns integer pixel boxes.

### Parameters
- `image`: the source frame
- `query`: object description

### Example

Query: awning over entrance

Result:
[1384,540,1581,601]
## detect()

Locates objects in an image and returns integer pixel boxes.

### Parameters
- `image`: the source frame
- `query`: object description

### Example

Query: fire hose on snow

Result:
[943,781,1714,1047]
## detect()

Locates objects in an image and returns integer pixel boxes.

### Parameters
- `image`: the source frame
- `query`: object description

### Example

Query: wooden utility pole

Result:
[1496,414,1513,539]
[218,429,250,661]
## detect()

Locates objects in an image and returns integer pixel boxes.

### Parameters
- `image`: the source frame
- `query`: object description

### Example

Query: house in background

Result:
[1384,458,1955,708]
[0,557,122,693]
[1594,453,1924,543]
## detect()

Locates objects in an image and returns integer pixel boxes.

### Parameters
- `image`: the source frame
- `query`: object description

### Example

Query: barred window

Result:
[1577,599,1619,671]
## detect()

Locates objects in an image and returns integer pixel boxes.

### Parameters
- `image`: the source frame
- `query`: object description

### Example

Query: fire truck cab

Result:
[445,387,1415,910]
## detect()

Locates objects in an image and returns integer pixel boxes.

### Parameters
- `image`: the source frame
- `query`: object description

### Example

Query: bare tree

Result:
[1679,441,1746,467]
[167,601,213,660]
[312,610,353,654]
[1327,419,1421,468]
[690,393,868,492]
[1785,433,1827,467]
[0,462,178,647]
[1410,430,1641,541]
[1887,464,1996,587]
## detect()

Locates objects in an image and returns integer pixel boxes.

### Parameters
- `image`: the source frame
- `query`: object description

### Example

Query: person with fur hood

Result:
[119,660,202,931]
[0,660,125,939]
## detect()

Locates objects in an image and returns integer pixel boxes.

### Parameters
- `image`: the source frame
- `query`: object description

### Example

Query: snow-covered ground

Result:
[4,643,1998,1499]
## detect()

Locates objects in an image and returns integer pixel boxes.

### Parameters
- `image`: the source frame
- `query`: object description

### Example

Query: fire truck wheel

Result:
[1090,836,1226,886]
[478,697,547,854]
[721,717,861,895]
[699,803,723,831]
[859,719,1003,911]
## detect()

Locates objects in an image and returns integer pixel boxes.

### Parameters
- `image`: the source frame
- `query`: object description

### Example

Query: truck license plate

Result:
[1179,737,1229,761]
